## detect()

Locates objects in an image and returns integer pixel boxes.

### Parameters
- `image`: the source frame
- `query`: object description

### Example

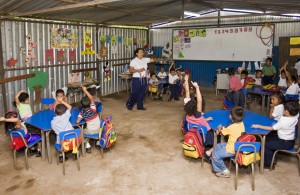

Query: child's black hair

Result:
[255,70,262,74]
[134,48,144,56]
[13,92,29,107]
[170,68,175,72]
[81,96,91,109]
[296,59,300,63]
[55,89,65,97]
[4,111,18,132]
[55,104,67,116]
[184,98,197,116]
[150,73,156,77]
[280,69,286,74]
[228,67,235,76]
[266,57,272,62]
[241,70,248,77]
[87,87,96,96]
[284,101,299,116]
[291,76,297,83]
[230,106,244,123]
[271,92,285,105]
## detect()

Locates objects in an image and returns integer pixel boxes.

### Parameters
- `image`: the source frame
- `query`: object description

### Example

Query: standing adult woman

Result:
[126,48,156,110]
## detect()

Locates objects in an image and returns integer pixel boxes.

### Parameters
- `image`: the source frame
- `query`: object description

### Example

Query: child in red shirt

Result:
[228,68,245,107]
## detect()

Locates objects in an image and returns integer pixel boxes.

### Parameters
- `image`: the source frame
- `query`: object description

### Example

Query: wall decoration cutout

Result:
[45,49,54,62]
[128,38,133,44]
[133,38,137,45]
[69,50,76,62]
[111,36,117,44]
[103,61,111,82]
[50,27,78,49]
[27,71,48,104]
[25,34,38,66]
[142,38,146,45]
[123,37,128,45]
[81,28,95,55]
[57,50,65,63]
[118,36,122,44]
[111,44,118,55]
[100,35,106,43]
[7,57,17,68]
[137,38,142,45]
[106,35,111,44]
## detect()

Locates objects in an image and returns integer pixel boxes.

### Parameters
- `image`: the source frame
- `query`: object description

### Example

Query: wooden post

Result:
[0,21,7,114]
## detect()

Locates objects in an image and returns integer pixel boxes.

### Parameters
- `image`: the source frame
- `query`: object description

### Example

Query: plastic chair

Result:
[54,129,81,175]
[187,122,207,167]
[41,98,55,110]
[229,142,261,191]
[9,129,41,170]
[270,126,300,176]
[83,119,106,158]
[285,94,299,101]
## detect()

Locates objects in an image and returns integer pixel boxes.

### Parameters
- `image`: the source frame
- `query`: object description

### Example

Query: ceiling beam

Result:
[0,0,34,15]
[193,0,220,9]
[1,0,121,18]
[218,0,300,8]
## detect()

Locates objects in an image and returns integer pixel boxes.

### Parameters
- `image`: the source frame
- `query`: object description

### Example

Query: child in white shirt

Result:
[286,76,299,95]
[254,70,262,86]
[168,68,180,101]
[269,92,284,121]
[278,61,288,88]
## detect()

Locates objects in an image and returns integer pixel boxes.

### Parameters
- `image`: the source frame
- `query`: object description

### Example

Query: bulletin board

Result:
[172,25,274,61]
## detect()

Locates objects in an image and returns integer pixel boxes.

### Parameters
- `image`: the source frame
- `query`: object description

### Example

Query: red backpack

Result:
[236,134,256,165]
[182,128,204,158]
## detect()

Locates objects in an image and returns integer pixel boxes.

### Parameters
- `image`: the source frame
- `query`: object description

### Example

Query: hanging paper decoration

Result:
[7,57,17,68]
[50,27,78,49]
[106,35,111,44]
[111,44,118,55]
[137,38,142,45]
[133,38,137,45]
[27,71,48,104]
[128,38,133,45]
[103,61,111,82]
[118,36,122,44]
[45,49,54,62]
[57,50,65,63]
[97,43,108,59]
[111,36,117,44]
[25,34,38,66]
[100,35,106,43]
[142,38,146,45]
[69,50,76,62]
[123,37,128,45]
[81,28,95,55]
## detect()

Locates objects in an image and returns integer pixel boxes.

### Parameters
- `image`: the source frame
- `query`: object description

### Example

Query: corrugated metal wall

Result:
[150,14,300,88]
[0,20,147,115]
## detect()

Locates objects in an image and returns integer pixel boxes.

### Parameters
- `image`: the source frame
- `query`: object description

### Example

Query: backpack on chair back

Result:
[100,116,117,148]
[182,128,204,159]
[236,134,260,166]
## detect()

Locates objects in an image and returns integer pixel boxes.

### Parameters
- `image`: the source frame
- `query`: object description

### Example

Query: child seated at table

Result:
[13,90,32,121]
[210,107,245,178]
[262,57,276,85]
[228,68,245,107]
[148,73,162,100]
[269,92,284,121]
[168,68,180,101]
[278,61,288,88]
[0,111,41,157]
[157,67,168,92]
[54,89,68,109]
[51,97,74,161]
[183,74,214,146]
[240,70,248,86]
[254,70,262,86]
[252,101,299,169]
[76,86,101,153]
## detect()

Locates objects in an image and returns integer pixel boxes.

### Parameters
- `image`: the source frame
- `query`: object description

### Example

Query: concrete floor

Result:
[0,87,299,194]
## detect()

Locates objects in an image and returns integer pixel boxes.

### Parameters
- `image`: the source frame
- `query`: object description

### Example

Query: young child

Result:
[54,89,68,109]
[240,70,248,86]
[148,73,162,100]
[0,111,41,157]
[254,70,263,86]
[14,90,32,121]
[262,57,276,85]
[87,86,102,118]
[168,68,180,101]
[157,67,168,92]
[76,86,101,153]
[269,92,285,121]
[278,61,288,88]
[211,107,245,178]
[252,101,299,169]
[51,97,73,161]
[183,74,214,146]
[228,68,245,107]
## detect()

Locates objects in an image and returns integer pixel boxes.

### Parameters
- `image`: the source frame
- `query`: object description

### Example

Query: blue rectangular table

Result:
[204,109,277,174]
[25,109,84,163]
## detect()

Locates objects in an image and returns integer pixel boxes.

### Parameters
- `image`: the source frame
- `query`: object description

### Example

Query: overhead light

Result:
[184,11,201,18]
[150,21,180,28]
[223,8,264,14]
[282,13,300,17]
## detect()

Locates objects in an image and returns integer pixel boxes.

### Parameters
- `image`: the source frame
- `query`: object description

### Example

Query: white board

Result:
[172,25,273,61]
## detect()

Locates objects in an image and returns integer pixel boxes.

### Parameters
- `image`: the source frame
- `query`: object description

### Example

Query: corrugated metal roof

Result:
[0,0,300,26]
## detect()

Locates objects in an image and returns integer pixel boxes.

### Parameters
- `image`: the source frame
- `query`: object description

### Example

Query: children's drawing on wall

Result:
[25,34,37,66]
[27,71,47,104]
[45,49,54,62]
[161,42,172,59]
[50,27,78,49]
[69,50,76,63]
[81,28,95,55]
[103,61,111,82]
[97,43,107,59]
[7,57,17,68]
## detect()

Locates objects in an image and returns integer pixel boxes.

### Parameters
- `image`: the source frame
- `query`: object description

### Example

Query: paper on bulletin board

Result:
[290,48,300,56]
[290,37,300,45]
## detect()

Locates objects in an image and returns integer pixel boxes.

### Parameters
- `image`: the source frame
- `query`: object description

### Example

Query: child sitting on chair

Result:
[149,73,162,100]
[278,61,288,88]
[87,86,102,118]
[252,101,299,169]
[13,90,32,121]
[51,97,74,161]
[157,67,168,92]
[76,86,101,153]
[53,89,68,109]
[240,70,248,86]
[0,111,41,157]
[211,107,245,178]
[254,70,263,86]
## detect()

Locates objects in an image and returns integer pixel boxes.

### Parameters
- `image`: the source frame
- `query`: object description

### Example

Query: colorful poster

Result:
[290,37,300,45]
[184,29,189,37]
[69,50,76,62]
[179,30,184,37]
[57,50,65,63]
[184,37,191,43]
[195,29,206,37]
[111,35,117,44]
[45,49,54,62]
[189,29,196,37]
[50,27,78,49]
[290,48,300,56]
[173,36,179,42]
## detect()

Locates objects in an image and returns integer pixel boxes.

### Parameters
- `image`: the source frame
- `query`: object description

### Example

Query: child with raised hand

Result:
[252,101,299,169]
[14,90,32,121]
[278,61,288,88]
[53,89,68,109]
[269,92,285,121]
[211,107,245,178]
[51,96,73,161]
[0,111,41,157]
[87,86,102,118]
[76,85,101,153]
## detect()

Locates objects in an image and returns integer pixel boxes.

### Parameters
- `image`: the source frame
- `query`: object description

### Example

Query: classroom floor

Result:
[0,87,299,194]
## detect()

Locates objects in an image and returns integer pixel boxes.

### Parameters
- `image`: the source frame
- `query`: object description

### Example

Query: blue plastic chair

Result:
[83,118,107,158]
[54,129,81,175]
[229,142,261,191]
[9,129,41,170]
[41,98,55,110]
[270,126,300,176]
[96,104,103,120]
[285,94,299,101]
